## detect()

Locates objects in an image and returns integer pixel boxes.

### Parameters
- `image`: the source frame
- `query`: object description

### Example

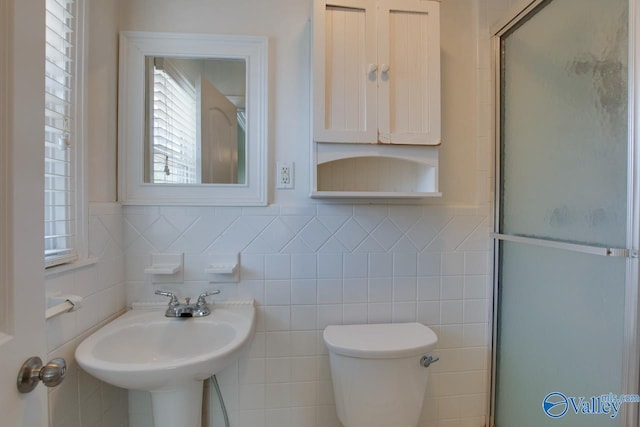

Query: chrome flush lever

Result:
[420,354,439,368]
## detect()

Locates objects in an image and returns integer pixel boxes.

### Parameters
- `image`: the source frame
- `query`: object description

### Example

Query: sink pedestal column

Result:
[151,380,203,427]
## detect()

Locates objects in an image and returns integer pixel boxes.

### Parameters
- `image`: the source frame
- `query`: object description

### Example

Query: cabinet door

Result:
[377,0,440,145]
[313,0,378,143]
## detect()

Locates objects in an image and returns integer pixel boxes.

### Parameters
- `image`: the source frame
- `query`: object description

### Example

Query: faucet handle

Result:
[155,290,179,306]
[196,290,221,305]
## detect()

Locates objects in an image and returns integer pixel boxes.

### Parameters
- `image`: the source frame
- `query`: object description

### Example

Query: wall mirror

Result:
[119,31,268,205]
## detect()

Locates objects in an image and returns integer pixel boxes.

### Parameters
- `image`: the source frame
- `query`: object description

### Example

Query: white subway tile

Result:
[318,253,342,278]
[291,305,317,331]
[291,279,317,305]
[393,276,417,301]
[291,357,318,382]
[438,325,464,349]
[317,279,342,304]
[292,331,318,356]
[266,383,291,408]
[265,332,291,357]
[317,304,343,329]
[368,253,393,277]
[239,358,266,385]
[368,278,392,303]
[342,303,368,324]
[343,278,368,303]
[463,324,489,347]
[291,382,317,407]
[265,280,292,305]
[290,406,316,427]
[237,280,266,306]
[463,300,489,324]
[417,301,441,326]
[264,306,291,331]
[291,254,317,279]
[266,408,291,427]
[464,251,490,275]
[266,358,292,383]
[441,300,463,325]
[238,409,266,427]
[265,254,291,280]
[464,275,489,299]
[393,302,417,323]
[343,253,368,278]
[442,252,465,276]
[239,384,266,410]
[241,254,265,280]
[368,302,392,324]
[441,276,464,300]
[394,252,418,276]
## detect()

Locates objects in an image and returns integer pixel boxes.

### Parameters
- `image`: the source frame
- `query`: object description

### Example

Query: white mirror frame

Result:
[119,31,268,205]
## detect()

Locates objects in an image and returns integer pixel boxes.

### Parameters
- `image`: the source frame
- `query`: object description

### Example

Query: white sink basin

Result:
[75,301,255,427]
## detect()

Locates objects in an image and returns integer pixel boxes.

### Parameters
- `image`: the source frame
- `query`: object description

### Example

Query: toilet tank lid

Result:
[323,323,437,359]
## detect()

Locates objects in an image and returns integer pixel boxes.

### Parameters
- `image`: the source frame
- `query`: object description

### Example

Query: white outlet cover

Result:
[276,162,294,189]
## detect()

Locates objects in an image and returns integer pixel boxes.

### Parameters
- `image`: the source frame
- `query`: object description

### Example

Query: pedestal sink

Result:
[75,300,255,427]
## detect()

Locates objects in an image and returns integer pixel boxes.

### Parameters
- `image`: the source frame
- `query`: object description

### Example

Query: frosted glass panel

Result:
[500,0,628,248]
[496,241,625,426]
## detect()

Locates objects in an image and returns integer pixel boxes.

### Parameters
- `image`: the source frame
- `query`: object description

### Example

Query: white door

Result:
[312,0,378,144]
[0,0,49,425]
[377,0,440,145]
[198,76,239,184]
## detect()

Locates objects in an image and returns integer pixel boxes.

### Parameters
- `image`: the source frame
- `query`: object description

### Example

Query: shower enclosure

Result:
[491,0,639,426]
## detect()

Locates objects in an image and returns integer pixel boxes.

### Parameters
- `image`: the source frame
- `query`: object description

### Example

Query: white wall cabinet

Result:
[313,0,440,146]
[311,0,441,197]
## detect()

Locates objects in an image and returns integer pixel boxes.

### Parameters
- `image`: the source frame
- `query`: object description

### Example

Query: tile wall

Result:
[45,202,129,427]
[124,203,492,427]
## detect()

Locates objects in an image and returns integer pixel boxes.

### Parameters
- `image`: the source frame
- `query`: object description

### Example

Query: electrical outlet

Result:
[276,162,294,189]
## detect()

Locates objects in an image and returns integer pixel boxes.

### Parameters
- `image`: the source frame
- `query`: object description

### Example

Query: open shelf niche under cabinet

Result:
[311,142,441,198]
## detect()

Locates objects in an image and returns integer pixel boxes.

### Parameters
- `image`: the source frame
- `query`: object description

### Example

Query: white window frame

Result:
[44,0,88,270]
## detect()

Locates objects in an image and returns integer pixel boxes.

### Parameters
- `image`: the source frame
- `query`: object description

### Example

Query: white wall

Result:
[120,1,493,427]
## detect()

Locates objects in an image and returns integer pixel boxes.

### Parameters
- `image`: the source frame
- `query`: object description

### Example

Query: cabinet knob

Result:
[367,64,377,75]
[380,63,390,74]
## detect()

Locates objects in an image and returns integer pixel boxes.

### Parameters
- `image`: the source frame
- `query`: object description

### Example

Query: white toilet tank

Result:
[323,323,438,427]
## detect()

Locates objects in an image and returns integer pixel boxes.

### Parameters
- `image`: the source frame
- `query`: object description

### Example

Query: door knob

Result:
[17,356,67,393]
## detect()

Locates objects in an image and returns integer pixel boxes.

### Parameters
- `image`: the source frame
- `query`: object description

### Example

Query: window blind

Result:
[152,61,198,184]
[44,0,76,267]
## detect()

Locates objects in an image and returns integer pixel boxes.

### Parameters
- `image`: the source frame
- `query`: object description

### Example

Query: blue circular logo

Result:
[543,392,568,418]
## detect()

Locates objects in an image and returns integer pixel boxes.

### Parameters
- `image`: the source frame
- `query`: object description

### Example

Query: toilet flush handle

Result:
[420,354,439,368]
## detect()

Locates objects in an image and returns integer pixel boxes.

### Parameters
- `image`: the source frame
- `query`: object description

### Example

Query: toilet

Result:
[323,323,438,427]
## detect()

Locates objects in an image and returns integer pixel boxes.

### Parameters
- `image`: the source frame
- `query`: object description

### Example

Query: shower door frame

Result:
[488,0,640,426]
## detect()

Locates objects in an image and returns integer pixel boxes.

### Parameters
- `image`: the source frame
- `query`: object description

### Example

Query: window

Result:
[151,59,198,184]
[44,0,85,268]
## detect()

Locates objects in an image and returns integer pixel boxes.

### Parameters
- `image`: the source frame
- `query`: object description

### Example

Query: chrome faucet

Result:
[155,290,220,318]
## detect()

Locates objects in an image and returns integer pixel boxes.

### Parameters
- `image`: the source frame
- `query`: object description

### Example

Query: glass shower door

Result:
[493,0,635,426]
